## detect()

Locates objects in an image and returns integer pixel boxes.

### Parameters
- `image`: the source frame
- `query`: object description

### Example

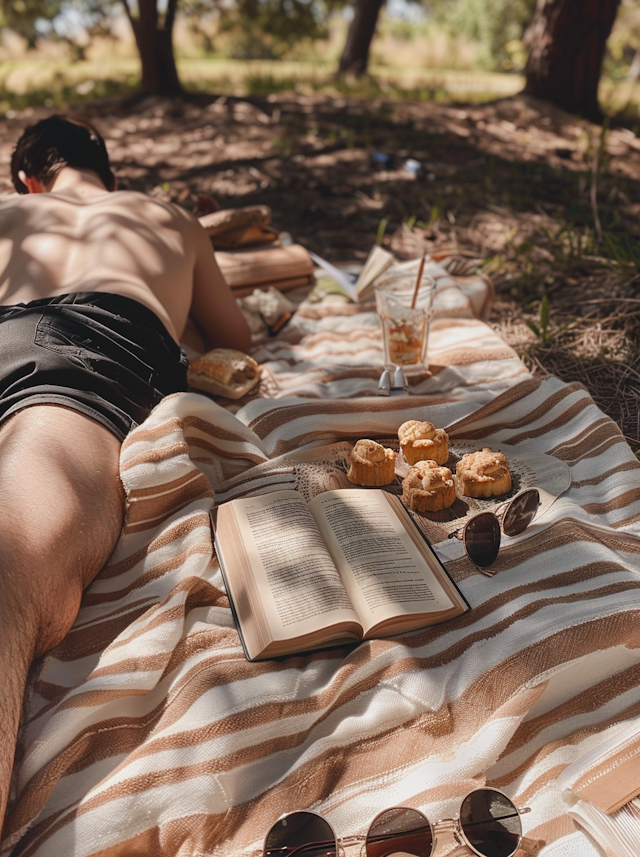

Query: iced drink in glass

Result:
[375,275,435,371]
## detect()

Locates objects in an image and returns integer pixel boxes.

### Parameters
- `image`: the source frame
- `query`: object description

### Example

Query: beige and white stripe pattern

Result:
[4,274,640,857]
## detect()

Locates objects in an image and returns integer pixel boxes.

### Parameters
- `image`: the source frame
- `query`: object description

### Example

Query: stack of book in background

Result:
[199,205,315,297]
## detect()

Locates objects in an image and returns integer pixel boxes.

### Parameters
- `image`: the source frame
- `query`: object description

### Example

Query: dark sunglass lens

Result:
[366,807,433,857]
[502,489,540,537]
[459,789,522,857]
[264,811,337,857]
[464,513,501,567]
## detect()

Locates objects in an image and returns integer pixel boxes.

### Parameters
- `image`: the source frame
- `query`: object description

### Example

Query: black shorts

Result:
[0,292,189,440]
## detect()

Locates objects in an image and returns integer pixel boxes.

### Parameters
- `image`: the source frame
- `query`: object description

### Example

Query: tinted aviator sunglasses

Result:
[448,488,541,574]
[264,787,540,857]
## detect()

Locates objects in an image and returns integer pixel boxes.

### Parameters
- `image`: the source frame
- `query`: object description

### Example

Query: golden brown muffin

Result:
[456,447,512,498]
[398,420,449,465]
[347,439,396,486]
[402,460,456,512]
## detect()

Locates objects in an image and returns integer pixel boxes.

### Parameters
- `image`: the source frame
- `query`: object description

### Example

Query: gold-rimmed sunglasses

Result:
[448,488,541,574]
[264,787,541,857]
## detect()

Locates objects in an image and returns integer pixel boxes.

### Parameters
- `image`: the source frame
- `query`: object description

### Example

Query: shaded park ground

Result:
[1,90,638,450]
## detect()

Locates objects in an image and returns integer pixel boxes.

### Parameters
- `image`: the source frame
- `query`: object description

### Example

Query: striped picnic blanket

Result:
[4,262,640,857]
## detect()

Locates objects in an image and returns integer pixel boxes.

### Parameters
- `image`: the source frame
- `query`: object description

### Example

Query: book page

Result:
[309,489,458,632]
[230,491,360,639]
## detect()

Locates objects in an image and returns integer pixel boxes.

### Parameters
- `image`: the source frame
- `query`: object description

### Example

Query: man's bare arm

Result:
[188,217,252,354]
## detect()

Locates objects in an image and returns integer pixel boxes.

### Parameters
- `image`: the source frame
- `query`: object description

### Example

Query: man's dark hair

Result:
[11,115,115,194]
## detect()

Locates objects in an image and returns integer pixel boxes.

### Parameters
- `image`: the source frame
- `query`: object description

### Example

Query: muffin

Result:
[347,439,396,486]
[402,460,456,512]
[456,447,512,498]
[398,420,449,466]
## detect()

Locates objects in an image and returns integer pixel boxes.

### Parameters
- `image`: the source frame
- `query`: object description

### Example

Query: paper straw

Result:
[411,253,426,309]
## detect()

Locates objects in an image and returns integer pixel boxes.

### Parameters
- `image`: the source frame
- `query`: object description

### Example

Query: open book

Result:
[213,488,469,661]
[354,244,395,301]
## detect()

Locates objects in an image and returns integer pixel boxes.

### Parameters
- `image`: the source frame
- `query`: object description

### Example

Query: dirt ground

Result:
[1,91,638,450]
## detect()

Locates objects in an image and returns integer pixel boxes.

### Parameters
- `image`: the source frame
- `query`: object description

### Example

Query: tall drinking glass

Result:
[375,274,435,372]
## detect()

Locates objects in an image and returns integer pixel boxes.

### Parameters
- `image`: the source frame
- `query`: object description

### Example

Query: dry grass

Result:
[490,296,640,450]
[511,299,640,450]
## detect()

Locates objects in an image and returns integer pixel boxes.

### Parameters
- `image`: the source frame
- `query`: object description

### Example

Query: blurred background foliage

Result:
[424,0,537,72]
[0,0,638,117]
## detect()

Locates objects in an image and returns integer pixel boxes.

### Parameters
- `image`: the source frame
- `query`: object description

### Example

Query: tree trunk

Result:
[523,0,621,121]
[338,0,386,75]
[123,0,183,96]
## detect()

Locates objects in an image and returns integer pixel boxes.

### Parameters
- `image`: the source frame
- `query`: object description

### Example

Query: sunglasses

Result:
[448,488,541,574]
[264,787,539,857]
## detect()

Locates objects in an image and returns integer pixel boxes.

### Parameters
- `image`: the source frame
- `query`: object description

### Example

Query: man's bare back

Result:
[0,166,250,352]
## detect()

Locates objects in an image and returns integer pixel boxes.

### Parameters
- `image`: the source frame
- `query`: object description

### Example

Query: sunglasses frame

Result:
[364,805,434,857]
[450,488,541,576]
[446,787,530,857]
[263,809,339,857]
[263,788,537,857]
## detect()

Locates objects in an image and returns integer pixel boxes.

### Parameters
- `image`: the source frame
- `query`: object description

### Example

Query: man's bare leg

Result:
[0,406,124,835]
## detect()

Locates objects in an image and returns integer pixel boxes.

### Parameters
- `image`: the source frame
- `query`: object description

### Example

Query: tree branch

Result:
[120,0,135,27]
[165,0,180,33]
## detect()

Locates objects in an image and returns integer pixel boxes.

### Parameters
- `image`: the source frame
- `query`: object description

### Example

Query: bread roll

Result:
[188,348,260,399]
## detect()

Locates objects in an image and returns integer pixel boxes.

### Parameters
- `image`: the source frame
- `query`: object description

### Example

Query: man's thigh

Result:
[0,404,124,645]
[0,405,125,829]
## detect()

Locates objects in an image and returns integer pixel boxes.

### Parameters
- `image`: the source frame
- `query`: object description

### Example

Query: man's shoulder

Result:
[0,188,202,240]
[0,191,25,209]
[0,192,34,224]
[108,190,199,227]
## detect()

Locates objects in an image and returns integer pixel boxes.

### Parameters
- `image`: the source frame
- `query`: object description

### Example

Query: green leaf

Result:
[540,295,550,330]
[376,218,389,245]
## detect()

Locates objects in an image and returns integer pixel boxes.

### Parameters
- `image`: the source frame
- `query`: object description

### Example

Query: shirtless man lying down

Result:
[0,114,251,834]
